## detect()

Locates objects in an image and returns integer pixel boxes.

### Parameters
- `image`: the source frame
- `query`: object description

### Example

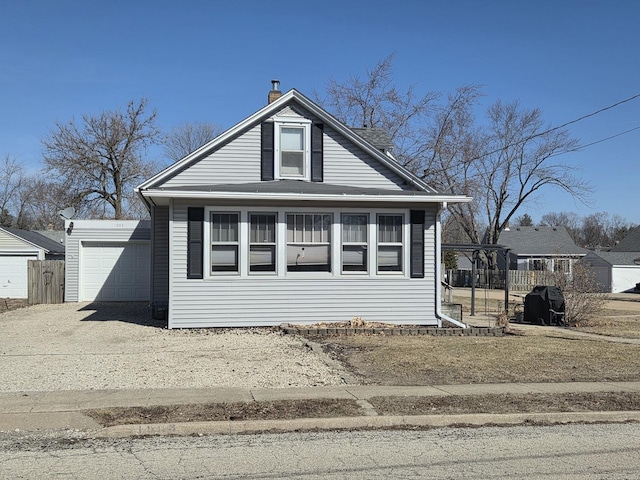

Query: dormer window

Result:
[274,120,311,180]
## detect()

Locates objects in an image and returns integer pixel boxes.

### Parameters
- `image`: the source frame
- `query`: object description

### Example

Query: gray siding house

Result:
[136,84,471,328]
[497,226,587,274]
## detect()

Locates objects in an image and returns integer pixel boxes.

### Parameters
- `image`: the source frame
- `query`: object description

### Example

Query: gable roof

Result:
[586,251,640,266]
[1,227,65,254]
[138,89,437,195]
[610,226,640,252]
[498,226,586,256]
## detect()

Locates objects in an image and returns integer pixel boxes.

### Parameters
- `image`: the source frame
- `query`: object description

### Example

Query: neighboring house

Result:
[583,226,640,292]
[0,227,65,299]
[581,251,640,293]
[134,82,471,328]
[497,226,587,274]
[610,226,640,253]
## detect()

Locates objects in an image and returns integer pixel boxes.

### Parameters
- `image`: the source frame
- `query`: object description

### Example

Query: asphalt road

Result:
[1,423,639,479]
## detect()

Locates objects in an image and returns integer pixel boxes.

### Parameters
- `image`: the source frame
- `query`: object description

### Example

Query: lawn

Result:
[317,334,640,385]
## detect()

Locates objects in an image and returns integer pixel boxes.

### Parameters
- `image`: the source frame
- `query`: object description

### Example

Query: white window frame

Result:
[285,212,333,273]
[274,118,311,181]
[208,210,241,275]
[201,207,411,279]
[248,212,277,275]
[376,213,406,275]
[341,213,369,274]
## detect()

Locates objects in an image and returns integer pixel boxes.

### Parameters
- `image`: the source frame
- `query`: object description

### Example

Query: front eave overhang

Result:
[138,189,472,205]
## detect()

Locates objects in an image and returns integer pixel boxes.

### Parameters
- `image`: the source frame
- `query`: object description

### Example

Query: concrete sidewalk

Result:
[2,382,640,436]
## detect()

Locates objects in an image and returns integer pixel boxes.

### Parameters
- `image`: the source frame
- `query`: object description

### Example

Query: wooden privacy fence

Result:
[447,269,556,292]
[28,260,65,305]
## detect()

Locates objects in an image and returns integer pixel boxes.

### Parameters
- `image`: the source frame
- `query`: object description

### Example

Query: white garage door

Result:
[0,255,37,298]
[81,242,150,301]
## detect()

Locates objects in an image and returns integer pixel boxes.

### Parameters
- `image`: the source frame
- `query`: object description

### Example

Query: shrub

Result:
[554,262,607,327]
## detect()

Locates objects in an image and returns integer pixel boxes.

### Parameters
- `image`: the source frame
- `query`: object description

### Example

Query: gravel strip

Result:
[0,303,352,392]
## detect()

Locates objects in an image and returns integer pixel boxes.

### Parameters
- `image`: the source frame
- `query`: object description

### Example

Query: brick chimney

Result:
[268,79,282,104]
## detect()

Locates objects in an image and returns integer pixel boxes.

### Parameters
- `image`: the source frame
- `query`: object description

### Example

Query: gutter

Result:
[435,202,467,328]
[139,189,472,205]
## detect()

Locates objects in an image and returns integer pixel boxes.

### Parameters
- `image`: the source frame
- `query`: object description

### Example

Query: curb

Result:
[95,411,640,438]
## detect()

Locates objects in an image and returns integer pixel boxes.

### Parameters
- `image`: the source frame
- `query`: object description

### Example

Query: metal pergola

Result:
[442,243,511,316]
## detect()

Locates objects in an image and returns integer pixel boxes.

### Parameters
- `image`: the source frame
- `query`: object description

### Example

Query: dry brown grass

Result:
[86,399,363,427]
[319,335,640,385]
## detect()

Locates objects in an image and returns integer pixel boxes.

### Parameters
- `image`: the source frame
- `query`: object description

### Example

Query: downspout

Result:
[435,202,468,328]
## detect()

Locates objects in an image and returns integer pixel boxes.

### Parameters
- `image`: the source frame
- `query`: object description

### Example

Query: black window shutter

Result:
[187,207,204,279]
[410,210,425,278]
[261,122,274,181]
[311,123,323,182]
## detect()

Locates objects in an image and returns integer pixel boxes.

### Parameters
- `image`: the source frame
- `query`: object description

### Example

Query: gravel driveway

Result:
[0,303,351,392]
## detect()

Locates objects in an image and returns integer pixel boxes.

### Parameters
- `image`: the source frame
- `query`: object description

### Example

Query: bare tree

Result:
[539,211,582,243]
[315,53,440,167]
[0,155,27,227]
[163,122,221,164]
[41,99,161,219]
[318,57,591,251]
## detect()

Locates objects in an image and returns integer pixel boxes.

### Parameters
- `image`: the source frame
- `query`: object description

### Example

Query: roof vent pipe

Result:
[268,79,282,104]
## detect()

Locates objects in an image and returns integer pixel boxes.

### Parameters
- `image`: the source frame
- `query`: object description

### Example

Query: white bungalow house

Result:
[134,82,471,328]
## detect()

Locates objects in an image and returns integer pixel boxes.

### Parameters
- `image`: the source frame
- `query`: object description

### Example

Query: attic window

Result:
[274,120,311,180]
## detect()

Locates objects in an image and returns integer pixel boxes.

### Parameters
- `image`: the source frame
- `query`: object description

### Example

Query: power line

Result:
[471,92,640,161]
[550,125,640,158]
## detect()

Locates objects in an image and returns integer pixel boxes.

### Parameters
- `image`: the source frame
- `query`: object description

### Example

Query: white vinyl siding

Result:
[156,124,409,192]
[322,126,407,189]
[162,126,262,187]
[168,202,437,328]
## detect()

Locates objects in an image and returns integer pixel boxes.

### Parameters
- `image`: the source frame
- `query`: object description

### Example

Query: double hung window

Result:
[211,212,239,273]
[377,214,403,273]
[342,214,368,272]
[249,213,276,272]
[286,213,332,272]
[280,127,305,177]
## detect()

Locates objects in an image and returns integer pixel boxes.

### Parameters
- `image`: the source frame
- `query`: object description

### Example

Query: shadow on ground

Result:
[79,302,166,328]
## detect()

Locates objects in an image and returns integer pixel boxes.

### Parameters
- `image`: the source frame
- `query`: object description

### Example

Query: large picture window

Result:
[211,212,239,273]
[377,214,403,273]
[286,213,332,272]
[342,214,368,273]
[249,213,276,273]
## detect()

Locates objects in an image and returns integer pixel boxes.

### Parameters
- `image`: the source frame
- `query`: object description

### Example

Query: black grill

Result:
[523,285,566,326]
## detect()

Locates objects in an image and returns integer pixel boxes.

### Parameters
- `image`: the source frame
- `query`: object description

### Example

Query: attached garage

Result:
[81,242,150,301]
[64,220,151,302]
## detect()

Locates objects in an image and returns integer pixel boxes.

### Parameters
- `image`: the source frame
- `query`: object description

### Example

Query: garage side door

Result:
[81,242,150,301]
[0,255,37,298]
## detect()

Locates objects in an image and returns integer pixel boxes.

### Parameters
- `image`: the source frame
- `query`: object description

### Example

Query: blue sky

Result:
[1,0,638,223]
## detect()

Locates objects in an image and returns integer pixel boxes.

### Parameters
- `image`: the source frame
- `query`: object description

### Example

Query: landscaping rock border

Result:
[280,324,504,337]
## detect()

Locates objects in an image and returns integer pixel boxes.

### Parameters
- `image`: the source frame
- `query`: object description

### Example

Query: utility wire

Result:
[550,125,640,158]
[470,92,640,161]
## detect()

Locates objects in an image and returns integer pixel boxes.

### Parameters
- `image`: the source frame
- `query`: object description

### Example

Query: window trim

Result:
[209,211,241,275]
[200,207,412,279]
[274,119,312,181]
[376,213,406,275]
[248,212,277,275]
[285,212,333,273]
[341,213,369,274]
